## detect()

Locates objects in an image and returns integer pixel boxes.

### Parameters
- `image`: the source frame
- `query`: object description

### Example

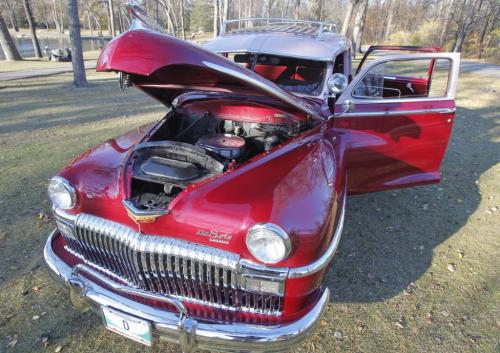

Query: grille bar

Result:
[60,213,283,315]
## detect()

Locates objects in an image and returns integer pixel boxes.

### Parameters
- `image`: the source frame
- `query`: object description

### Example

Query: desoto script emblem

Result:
[196,229,232,244]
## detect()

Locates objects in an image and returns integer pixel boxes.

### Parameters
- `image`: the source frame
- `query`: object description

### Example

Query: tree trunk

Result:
[293,0,301,20]
[222,0,229,24]
[10,10,19,32]
[0,14,22,61]
[4,1,19,32]
[341,0,357,36]
[310,0,323,21]
[22,0,42,58]
[87,12,93,36]
[453,0,484,52]
[155,0,160,24]
[116,2,124,34]
[180,0,186,39]
[50,0,61,34]
[383,0,395,40]
[357,2,368,53]
[477,11,492,58]
[351,0,367,58]
[108,0,116,37]
[68,0,88,87]
[58,0,64,33]
[439,0,454,47]
[213,0,219,37]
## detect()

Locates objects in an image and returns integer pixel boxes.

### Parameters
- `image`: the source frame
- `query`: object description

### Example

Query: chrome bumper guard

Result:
[44,229,330,353]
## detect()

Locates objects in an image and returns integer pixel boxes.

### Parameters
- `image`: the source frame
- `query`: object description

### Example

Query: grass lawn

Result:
[0,50,101,73]
[0,68,498,353]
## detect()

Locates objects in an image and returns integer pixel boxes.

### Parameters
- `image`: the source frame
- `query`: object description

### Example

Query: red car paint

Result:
[51,30,459,322]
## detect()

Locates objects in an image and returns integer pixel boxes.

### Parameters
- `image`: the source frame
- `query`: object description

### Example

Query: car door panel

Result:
[333,53,460,194]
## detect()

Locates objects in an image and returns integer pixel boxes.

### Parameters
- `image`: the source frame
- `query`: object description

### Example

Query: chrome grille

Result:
[59,213,283,315]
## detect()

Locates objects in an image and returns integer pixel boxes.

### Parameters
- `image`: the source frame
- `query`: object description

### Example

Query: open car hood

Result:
[96,30,323,120]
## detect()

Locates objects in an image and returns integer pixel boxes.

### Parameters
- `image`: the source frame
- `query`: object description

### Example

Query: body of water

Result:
[0,36,111,60]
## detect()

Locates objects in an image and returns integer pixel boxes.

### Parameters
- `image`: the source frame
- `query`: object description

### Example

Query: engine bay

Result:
[127,102,312,213]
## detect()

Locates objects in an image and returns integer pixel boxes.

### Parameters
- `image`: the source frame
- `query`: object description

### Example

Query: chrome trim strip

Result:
[44,228,330,353]
[288,192,346,278]
[75,213,240,270]
[338,107,456,118]
[54,211,285,314]
[72,263,188,315]
[54,206,348,282]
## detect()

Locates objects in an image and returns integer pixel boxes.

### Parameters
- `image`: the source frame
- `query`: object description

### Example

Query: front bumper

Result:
[44,229,330,353]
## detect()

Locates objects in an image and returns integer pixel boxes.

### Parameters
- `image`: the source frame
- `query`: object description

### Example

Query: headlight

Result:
[246,223,291,264]
[47,177,77,210]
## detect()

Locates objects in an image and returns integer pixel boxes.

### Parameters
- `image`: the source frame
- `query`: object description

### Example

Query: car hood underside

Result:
[96,29,323,120]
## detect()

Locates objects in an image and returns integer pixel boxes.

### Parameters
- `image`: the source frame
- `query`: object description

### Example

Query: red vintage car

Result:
[44,13,460,353]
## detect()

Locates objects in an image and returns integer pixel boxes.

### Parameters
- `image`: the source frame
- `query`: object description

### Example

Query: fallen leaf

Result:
[7,339,17,347]
[334,331,343,339]
[55,346,63,353]
[447,263,456,272]
[33,315,40,320]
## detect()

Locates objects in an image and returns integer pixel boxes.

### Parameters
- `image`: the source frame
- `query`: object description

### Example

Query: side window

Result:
[352,58,451,100]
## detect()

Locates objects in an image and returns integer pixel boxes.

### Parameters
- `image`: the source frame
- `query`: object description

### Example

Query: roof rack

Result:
[221,18,336,38]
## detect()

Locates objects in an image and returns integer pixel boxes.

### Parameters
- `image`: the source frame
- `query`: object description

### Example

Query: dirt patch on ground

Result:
[0,69,498,353]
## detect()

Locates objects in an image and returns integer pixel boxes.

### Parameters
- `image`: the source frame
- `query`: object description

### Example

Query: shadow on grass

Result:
[325,103,499,303]
[0,76,165,134]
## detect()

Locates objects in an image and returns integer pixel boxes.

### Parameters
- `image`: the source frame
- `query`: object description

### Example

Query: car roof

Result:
[203,27,350,62]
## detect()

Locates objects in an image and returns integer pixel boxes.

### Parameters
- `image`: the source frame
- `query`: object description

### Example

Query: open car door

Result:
[356,45,441,75]
[333,52,460,194]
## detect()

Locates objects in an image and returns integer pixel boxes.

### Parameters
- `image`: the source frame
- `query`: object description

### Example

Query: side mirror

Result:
[327,73,348,95]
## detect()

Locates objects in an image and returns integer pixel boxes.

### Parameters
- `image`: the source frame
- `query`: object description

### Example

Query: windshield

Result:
[225,53,326,96]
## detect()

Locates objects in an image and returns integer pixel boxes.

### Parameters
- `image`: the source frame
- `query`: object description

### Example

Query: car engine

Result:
[127,108,310,213]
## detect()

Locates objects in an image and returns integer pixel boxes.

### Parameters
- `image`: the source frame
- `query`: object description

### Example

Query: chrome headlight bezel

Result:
[327,73,348,94]
[246,223,291,264]
[47,176,77,210]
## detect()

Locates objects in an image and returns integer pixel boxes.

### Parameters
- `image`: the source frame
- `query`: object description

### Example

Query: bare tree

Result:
[478,7,498,58]
[154,0,176,36]
[50,0,63,34]
[351,0,368,57]
[22,0,43,58]
[439,0,455,46]
[383,0,396,40]
[222,0,229,23]
[293,0,301,20]
[213,0,219,37]
[108,0,116,37]
[4,0,19,32]
[180,0,186,39]
[341,0,359,36]
[68,0,87,87]
[309,0,324,20]
[0,13,21,61]
[452,0,487,52]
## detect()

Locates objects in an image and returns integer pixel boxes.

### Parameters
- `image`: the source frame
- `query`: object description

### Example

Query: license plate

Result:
[102,307,152,346]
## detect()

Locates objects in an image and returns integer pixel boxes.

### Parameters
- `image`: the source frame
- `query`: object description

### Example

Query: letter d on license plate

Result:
[102,307,152,346]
